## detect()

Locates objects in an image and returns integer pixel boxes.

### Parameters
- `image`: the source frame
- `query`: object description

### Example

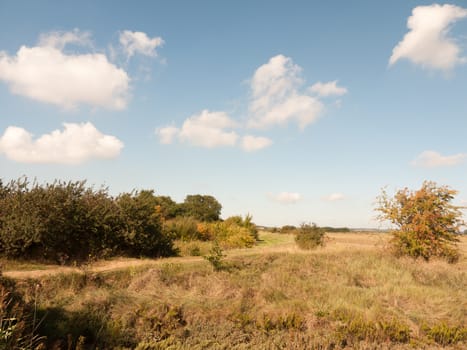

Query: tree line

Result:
[0,177,232,263]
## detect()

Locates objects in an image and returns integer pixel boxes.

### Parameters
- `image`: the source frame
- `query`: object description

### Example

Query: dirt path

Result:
[2,232,388,280]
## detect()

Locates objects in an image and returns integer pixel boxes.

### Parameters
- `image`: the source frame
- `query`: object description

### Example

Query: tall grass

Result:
[6,233,467,349]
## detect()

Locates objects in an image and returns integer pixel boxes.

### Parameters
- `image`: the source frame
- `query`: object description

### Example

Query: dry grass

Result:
[5,232,467,349]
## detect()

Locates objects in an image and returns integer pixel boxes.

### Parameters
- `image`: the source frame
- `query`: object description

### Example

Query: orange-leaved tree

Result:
[376,181,464,263]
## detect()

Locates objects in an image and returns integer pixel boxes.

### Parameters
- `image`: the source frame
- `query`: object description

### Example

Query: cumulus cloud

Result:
[119,30,164,58]
[0,122,123,164]
[157,110,238,148]
[389,4,467,70]
[157,55,345,152]
[248,55,324,129]
[323,193,345,202]
[241,135,273,152]
[411,150,466,168]
[310,80,348,97]
[0,30,130,110]
[268,192,302,204]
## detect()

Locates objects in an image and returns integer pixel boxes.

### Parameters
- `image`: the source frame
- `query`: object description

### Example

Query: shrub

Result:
[280,225,297,234]
[376,181,463,262]
[208,222,256,249]
[116,191,176,258]
[204,243,225,271]
[162,217,202,241]
[224,214,259,240]
[0,178,177,262]
[295,223,326,249]
[0,178,121,262]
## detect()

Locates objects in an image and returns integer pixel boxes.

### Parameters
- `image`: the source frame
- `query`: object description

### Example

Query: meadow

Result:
[2,231,466,349]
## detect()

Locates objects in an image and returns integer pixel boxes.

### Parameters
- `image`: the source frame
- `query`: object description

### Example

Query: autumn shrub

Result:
[208,221,256,248]
[224,214,259,240]
[376,181,463,263]
[295,223,326,249]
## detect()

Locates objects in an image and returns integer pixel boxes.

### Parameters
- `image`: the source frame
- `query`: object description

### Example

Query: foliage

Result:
[224,214,258,240]
[162,216,202,241]
[207,221,256,248]
[295,223,326,249]
[0,276,44,349]
[203,242,225,271]
[180,195,221,222]
[376,181,463,262]
[0,178,176,262]
[116,190,176,257]
[154,196,182,220]
[280,225,297,234]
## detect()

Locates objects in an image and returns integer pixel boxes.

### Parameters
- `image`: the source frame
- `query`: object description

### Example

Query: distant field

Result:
[4,231,467,349]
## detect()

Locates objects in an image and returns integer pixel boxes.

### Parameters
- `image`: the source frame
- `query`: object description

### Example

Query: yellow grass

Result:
[5,231,467,349]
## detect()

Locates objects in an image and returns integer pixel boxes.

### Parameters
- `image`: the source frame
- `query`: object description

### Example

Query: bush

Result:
[162,217,202,241]
[295,223,326,250]
[0,178,121,262]
[376,181,463,263]
[116,191,176,258]
[207,221,256,249]
[0,178,177,262]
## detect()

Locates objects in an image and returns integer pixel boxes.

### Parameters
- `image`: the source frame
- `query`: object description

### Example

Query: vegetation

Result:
[377,181,464,263]
[0,177,255,264]
[1,232,465,349]
[295,223,326,249]
[180,195,221,222]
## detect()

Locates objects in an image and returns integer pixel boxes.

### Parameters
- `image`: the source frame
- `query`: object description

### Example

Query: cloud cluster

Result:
[157,55,346,151]
[0,122,123,164]
[268,192,302,204]
[390,4,467,70]
[248,55,324,129]
[157,110,272,151]
[119,30,164,58]
[0,30,130,110]
[411,150,466,168]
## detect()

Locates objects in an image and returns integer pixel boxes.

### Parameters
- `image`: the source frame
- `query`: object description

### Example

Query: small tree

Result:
[376,181,463,263]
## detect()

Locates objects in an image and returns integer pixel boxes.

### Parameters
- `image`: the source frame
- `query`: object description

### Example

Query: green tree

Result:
[376,181,463,263]
[181,195,222,222]
[116,190,176,257]
[154,195,182,220]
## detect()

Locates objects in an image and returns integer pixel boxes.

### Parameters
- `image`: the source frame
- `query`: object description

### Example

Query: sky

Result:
[0,0,466,228]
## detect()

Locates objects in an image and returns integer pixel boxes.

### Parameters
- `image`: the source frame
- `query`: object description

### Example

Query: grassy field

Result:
[3,231,467,349]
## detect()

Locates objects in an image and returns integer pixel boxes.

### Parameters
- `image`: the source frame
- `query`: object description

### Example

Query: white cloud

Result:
[0,30,130,110]
[119,30,164,58]
[157,110,238,148]
[158,55,346,151]
[268,192,302,204]
[323,193,345,202]
[389,4,467,70]
[38,29,92,50]
[248,55,324,129]
[241,135,272,152]
[411,150,466,168]
[310,80,348,97]
[157,126,179,145]
[0,122,123,164]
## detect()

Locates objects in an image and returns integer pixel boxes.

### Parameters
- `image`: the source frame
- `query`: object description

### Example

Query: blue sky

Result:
[1,0,466,228]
